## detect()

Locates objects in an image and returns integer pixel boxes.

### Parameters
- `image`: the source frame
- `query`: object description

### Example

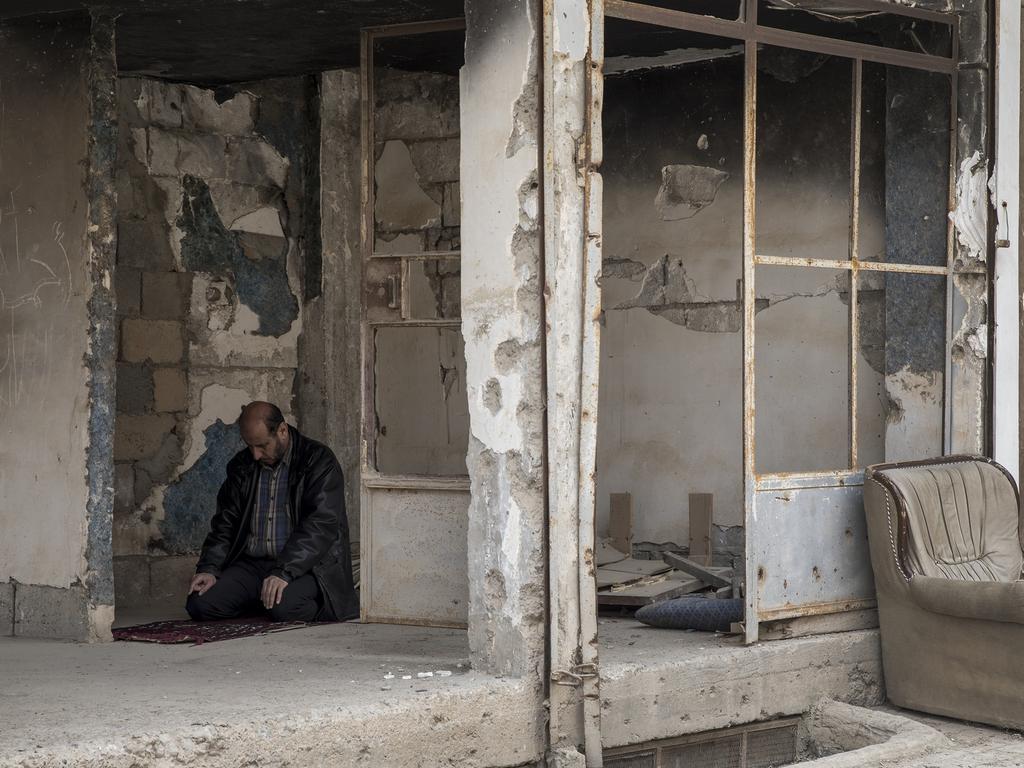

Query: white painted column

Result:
[993,0,1020,482]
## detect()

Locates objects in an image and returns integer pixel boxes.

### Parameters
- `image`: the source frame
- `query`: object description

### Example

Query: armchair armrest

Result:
[909,575,1024,625]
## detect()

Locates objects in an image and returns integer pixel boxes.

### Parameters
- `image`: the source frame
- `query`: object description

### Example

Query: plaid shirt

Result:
[245,440,294,559]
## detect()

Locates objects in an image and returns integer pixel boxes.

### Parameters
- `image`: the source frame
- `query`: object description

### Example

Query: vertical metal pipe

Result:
[577,3,605,762]
[849,58,863,469]
[742,34,759,645]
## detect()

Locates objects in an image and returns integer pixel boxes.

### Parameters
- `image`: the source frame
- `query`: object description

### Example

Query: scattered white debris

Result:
[417,672,434,678]
[697,134,709,150]
[435,670,452,677]
[402,675,412,680]
[384,673,395,680]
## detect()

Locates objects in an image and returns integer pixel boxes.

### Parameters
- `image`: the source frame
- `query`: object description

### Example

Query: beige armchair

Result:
[864,455,1024,729]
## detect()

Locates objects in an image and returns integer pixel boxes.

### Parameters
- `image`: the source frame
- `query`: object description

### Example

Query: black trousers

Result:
[185,556,326,622]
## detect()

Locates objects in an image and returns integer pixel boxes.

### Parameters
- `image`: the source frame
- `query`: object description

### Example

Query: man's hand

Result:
[189,572,217,596]
[261,575,289,609]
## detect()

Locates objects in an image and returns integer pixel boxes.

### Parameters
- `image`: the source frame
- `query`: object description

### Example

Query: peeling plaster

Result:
[655,164,729,221]
[949,150,988,263]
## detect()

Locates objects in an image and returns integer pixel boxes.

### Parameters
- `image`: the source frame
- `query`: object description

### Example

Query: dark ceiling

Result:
[0,0,465,84]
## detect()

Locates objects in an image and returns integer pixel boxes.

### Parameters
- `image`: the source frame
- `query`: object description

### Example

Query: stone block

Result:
[182,86,255,136]
[142,79,185,129]
[443,182,461,227]
[114,463,135,516]
[409,138,460,183]
[121,319,184,364]
[150,556,198,604]
[0,581,13,636]
[113,555,151,609]
[118,217,175,270]
[14,583,89,640]
[115,266,142,316]
[153,368,187,412]
[226,137,289,188]
[141,271,191,319]
[116,363,154,414]
[178,133,228,179]
[116,77,146,127]
[374,70,460,140]
[136,431,184,485]
[114,414,177,461]
[134,466,154,506]
[148,128,180,177]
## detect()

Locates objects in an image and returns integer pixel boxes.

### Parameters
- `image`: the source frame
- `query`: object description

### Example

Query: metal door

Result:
[359,20,470,627]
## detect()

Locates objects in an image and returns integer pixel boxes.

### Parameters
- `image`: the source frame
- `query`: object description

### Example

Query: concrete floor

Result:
[3,613,1019,767]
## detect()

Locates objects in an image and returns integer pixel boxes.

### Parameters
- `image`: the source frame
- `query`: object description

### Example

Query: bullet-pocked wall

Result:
[112,76,317,610]
[0,13,118,640]
[597,21,953,552]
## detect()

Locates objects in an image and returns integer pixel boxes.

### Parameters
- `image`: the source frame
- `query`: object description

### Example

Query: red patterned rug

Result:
[113,616,314,645]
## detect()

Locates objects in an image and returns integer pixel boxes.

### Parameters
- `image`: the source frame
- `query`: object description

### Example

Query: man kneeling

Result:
[186,402,358,623]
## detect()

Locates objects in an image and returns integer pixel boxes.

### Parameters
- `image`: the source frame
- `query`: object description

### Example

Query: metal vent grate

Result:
[605,718,799,768]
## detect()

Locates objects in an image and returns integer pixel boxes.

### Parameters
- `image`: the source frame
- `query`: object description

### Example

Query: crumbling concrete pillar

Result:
[300,69,363,530]
[0,11,118,640]
[462,0,547,702]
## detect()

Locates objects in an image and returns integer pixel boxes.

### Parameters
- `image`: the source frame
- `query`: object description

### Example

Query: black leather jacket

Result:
[195,426,358,620]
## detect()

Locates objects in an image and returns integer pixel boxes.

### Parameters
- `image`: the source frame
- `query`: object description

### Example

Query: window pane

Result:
[756,266,850,473]
[858,62,951,266]
[756,48,852,262]
[599,20,745,540]
[856,271,945,465]
[757,0,953,58]
[374,326,469,475]
[407,258,461,320]
[373,30,462,255]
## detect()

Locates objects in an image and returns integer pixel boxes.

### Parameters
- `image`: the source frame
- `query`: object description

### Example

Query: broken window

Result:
[360,22,470,628]
[600,0,958,639]
[364,25,468,478]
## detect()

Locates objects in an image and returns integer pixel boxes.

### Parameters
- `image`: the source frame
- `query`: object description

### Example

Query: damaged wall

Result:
[112,75,314,607]
[462,0,547,697]
[0,13,117,640]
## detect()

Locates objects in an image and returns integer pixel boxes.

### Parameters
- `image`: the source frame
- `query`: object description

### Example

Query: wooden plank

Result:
[600,558,671,578]
[688,493,713,566]
[596,567,641,589]
[662,552,733,588]
[609,492,633,555]
[597,576,703,607]
[595,539,628,566]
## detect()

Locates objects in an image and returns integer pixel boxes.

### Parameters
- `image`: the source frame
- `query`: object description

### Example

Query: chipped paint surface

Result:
[949,151,988,264]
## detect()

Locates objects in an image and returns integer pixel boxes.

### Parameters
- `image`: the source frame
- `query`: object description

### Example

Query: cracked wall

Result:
[462,0,547,704]
[598,35,954,547]
[0,13,117,640]
[112,75,314,609]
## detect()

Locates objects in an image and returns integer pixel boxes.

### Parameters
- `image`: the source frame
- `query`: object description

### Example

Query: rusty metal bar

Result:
[742,35,759,646]
[370,249,462,260]
[605,0,954,73]
[755,253,949,275]
[758,597,877,621]
[755,26,954,73]
[362,17,466,37]
[849,58,862,469]
[363,474,471,491]
[755,470,864,491]
[943,23,959,455]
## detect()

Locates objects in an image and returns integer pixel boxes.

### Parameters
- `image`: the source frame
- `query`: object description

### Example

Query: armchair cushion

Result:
[909,575,1024,625]
[882,460,1022,582]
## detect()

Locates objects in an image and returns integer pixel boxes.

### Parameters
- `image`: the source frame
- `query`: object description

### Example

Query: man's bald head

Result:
[239,402,289,466]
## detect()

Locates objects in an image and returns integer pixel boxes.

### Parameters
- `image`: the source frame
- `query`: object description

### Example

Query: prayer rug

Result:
[113,616,314,645]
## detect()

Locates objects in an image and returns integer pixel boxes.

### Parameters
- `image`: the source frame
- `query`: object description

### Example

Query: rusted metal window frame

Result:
[359,18,469,485]
[604,0,960,641]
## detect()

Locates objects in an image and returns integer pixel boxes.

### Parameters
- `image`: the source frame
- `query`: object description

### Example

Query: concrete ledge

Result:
[13,583,90,640]
[2,676,543,768]
[599,622,883,748]
[802,698,949,767]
